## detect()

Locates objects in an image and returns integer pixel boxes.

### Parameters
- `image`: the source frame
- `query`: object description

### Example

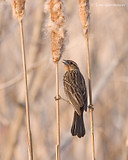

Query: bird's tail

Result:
[71,111,85,138]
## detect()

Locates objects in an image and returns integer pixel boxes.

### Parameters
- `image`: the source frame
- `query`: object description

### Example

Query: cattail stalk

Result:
[78,0,96,160]
[47,0,66,160]
[19,20,33,160]
[55,62,60,160]
[12,1,33,160]
[85,34,95,160]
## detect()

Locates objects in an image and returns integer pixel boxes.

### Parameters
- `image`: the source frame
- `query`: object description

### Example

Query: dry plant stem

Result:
[78,1,95,157]
[0,60,43,90]
[49,0,66,159]
[19,20,33,160]
[55,62,60,160]
[3,6,44,158]
[85,34,95,160]
[3,105,25,160]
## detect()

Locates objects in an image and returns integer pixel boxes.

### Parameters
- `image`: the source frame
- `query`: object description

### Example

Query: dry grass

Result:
[11,1,33,160]
[46,0,66,159]
[0,0,128,160]
[78,1,95,159]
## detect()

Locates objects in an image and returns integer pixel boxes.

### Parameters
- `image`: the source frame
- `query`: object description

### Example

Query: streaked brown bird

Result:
[63,60,87,138]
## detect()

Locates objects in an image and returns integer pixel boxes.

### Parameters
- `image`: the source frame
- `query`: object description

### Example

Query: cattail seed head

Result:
[12,0,26,21]
[46,0,66,63]
[79,0,89,35]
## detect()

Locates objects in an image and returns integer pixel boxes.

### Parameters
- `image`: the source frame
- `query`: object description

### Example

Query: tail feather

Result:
[71,111,85,138]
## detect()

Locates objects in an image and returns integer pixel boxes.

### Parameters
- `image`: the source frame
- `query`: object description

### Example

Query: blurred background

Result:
[0,0,128,160]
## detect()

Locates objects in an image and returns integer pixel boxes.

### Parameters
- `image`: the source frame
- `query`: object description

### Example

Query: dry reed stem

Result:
[55,62,60,160]
[3,105,25,160]
[47,0,66,159]
[0,59,43,90]
[78,0,95,160]
[85,35,95,160]
[19,20,33,160]
[2,4,44,157]
[12,1,33,159]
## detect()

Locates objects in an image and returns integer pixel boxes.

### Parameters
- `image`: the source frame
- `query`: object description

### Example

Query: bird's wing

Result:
[63,70,87,115]
[64,82,82,115]
[76,71,88,111]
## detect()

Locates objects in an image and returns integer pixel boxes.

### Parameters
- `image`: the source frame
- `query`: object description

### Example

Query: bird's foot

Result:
[88,104,94,111]
[54,95,71,105]
[54,95,61,101]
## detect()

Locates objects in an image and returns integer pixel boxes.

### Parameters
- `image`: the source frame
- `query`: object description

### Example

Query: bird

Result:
[63,60,87,138]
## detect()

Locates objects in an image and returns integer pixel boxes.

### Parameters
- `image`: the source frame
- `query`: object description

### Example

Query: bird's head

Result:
[62,60,79,71]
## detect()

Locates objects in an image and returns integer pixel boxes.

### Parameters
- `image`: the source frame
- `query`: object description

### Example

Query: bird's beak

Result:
[62,60,69,66]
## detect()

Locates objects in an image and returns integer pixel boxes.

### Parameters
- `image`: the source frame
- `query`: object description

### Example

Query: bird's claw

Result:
[88,104,94,111]
[54,95,61,101]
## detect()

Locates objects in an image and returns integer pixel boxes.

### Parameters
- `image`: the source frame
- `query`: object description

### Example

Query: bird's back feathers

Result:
[63,69,87,115]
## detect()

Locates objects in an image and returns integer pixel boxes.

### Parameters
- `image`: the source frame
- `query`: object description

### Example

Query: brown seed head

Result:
[12,0,26,21]
[79,0,89,35]
[47,0,66,63]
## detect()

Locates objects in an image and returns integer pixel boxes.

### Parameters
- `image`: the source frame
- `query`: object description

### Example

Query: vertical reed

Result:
[78,0,96,160]
[46,0,66,160]
[12,1,33,160]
